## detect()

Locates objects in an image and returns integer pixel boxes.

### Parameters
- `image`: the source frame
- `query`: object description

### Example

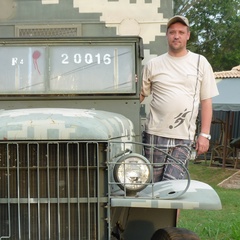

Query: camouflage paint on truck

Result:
[0,108,134,141]
[0,0,171,63]
[0,0,172,116]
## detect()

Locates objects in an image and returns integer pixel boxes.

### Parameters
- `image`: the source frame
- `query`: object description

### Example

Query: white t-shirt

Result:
[141,51,219,140]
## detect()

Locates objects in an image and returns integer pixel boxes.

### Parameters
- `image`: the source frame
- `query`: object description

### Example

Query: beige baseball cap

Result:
[167,15,189,28]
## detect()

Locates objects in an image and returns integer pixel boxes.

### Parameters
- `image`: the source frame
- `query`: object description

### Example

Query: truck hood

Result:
[0,108,135,140]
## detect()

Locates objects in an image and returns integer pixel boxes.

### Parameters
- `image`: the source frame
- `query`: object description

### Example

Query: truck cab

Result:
[0,36,221,240]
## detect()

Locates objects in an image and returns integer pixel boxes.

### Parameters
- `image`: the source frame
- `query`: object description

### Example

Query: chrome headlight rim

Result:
[113,153,151,193]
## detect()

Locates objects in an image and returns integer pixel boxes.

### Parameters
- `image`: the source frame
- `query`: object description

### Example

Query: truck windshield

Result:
[0,41,136,95]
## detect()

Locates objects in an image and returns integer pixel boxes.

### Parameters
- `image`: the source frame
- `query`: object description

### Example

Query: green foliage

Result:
[178,162,240,239]
[174,0,240,71]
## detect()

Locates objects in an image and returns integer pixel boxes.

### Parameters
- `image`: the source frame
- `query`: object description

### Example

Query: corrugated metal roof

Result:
[214,65,240,79]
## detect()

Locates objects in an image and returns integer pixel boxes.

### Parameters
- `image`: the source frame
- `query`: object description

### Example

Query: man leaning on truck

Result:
[140,15,219,182]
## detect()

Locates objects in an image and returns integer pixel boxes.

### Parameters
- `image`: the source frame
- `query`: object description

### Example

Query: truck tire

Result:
[151,227,200,240]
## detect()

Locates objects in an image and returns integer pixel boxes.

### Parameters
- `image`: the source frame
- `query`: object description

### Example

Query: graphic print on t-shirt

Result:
[169,108,191,129]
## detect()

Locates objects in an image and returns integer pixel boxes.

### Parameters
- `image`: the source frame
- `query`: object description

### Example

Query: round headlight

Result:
[113,153,151,192]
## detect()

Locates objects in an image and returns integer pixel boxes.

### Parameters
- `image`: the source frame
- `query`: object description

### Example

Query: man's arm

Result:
[196,98,212,155]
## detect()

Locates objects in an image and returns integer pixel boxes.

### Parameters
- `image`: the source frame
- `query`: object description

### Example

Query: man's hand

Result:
[195,135,210,155]
[140,94,145,103]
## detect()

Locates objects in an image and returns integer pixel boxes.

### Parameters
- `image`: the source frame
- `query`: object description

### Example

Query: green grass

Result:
[178,162,240,240]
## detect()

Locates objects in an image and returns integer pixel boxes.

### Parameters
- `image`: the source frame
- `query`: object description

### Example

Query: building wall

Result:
[212,111,240,144]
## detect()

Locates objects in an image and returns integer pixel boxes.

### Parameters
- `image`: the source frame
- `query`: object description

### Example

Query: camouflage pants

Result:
[142,132,193,182]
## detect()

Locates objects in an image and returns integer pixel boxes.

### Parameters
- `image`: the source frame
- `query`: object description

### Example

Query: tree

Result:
[174,0,240,71]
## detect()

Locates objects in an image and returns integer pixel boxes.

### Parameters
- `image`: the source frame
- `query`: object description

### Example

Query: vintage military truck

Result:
[0,37,221,240]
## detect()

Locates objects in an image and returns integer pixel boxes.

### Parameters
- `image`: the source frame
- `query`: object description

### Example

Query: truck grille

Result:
[0,141,108,240]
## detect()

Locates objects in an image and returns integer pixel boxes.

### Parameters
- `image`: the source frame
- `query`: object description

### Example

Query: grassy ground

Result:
[177,162,240,240]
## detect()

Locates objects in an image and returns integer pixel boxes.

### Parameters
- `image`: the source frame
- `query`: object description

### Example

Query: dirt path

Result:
[218,170,240,189]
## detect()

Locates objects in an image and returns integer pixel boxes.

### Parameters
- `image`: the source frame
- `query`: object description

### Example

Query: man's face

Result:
[166,22,190,53]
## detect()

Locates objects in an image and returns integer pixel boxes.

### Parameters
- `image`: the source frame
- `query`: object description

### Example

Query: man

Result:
[140,15,219,182]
